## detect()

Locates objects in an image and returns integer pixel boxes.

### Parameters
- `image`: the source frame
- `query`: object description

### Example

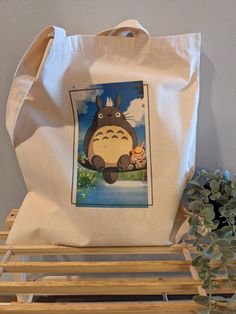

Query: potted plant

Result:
[184,169,236,313]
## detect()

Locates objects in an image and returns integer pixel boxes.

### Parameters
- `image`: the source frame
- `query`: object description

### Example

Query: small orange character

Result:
[129,141,146,168]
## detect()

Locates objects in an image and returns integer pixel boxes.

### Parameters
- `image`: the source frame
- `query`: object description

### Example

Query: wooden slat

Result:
[0,301,203,313]
[0,232,9,240]
[0,278,234,295]
[5,210,18,230]
[0,260,191,273]
[0,278,201,295]
[2,260,233,274]
[0,244,195,255]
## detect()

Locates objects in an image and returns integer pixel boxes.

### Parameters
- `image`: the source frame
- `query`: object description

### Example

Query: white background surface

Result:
[0,0,235,228]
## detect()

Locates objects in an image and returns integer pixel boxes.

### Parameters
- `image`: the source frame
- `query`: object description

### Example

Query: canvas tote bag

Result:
[6,20,201,246]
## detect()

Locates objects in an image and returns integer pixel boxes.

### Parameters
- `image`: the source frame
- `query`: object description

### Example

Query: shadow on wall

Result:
[0,132,27,229]
[196,52,222,170]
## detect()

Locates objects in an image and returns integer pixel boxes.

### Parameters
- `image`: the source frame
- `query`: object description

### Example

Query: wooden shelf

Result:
[0,208,234,313]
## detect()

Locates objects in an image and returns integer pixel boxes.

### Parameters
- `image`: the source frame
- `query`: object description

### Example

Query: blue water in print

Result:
[77,180,148,207]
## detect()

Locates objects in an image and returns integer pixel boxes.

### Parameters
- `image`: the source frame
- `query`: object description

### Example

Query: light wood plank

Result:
[0,278,233,295]
[0,278,200,295]
[0,260,191,273]
[0,244,195,255]
[0,232,9,240]
[0,301,203,313]
[5,210,18,230]
[2,260,233,274]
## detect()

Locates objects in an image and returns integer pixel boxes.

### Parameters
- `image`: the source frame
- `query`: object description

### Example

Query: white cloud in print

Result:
[124,97,145,127]
[76,85,103,114]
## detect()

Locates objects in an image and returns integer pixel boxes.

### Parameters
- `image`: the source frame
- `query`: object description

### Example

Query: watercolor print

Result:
[70,81,151,207]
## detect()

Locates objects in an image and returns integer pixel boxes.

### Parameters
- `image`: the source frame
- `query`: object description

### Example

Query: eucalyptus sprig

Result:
[185,169,236,314]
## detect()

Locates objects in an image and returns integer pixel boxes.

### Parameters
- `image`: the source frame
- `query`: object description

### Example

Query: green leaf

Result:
[229,199,236,207]
[209,231,219,240]
[202,206,215,220]
[221,225,234,233]
[210,179,220,193]
[192,255,203,267]
[211,296,227,302]
[189,200,202,212]
[215,239,229,247]
[222,250,234,259]
[225,184,232,194]
[200,189,211,196]
[230,207,236,215]
[210,192,222,201]
[187,189,195,195]
[219,206,225,215]
[203,257,211,263]
[189,225,196,236]
[204,204,214,210]
[190,195,202,201]
[232,178,236,187]
[204,189,212,196]
[221,193,229,202]
[228,245,236,251]
[189,180,202,187]
[193,295,209,305]
[210,250,222,260]
[204,219,216,229]
[228,293,236,305]
[204,243,215,257]
[231,239,236,246]
[202,281,210,289]
[228,273,236,281]
[203,196,209,203]
[212,220,220,230]
[201,169,208,176]
[214,169,221,179]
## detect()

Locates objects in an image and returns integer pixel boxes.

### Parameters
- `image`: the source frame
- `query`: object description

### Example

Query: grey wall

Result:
[0,0,236,228]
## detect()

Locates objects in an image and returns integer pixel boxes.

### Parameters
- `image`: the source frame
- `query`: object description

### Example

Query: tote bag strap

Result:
[97,19,150,39]
[6,26,66,144]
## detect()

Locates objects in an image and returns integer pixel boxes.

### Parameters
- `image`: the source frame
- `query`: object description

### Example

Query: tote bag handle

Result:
[6,26,66,144]
[97,19,150,39]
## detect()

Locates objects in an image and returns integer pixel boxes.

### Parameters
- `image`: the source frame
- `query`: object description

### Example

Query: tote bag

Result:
[6,20,201,246]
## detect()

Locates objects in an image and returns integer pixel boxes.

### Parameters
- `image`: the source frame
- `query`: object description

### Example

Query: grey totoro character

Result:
[83,94,137,184]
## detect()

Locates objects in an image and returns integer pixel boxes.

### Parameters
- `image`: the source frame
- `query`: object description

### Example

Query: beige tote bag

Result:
[6,20,201,246]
